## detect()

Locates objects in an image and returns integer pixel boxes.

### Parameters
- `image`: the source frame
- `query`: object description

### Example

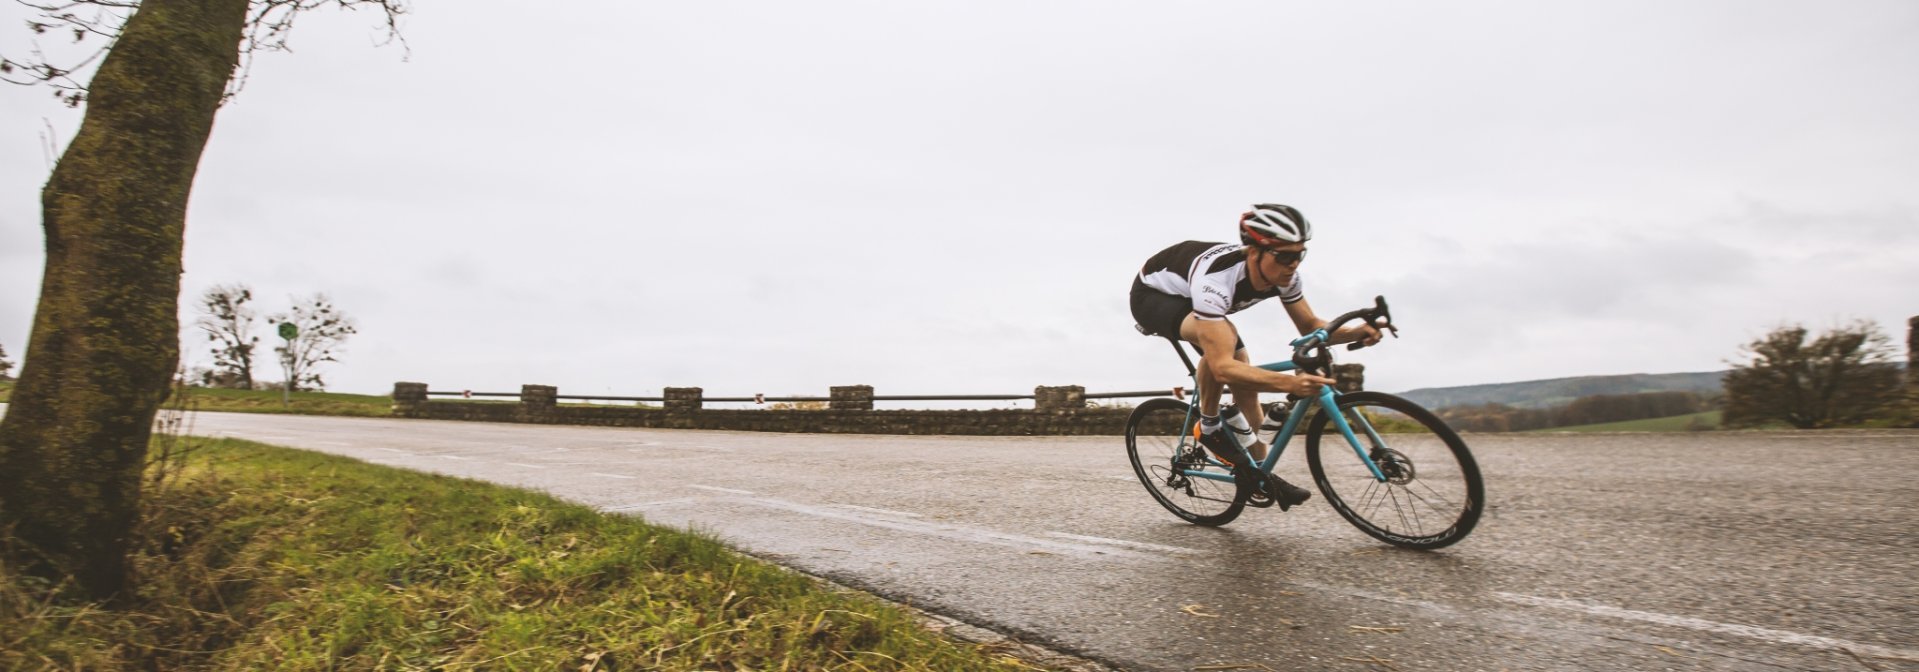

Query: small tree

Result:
[270,294,357,392]
[1722,321,1903,429]
[193,283,259,389]
[0,342,14,380]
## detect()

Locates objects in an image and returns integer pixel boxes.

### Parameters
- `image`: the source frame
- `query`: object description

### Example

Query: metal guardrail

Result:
[423,388,1179,404]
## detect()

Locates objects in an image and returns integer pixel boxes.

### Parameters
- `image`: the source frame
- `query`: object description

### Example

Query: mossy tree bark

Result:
[0,0,250,600]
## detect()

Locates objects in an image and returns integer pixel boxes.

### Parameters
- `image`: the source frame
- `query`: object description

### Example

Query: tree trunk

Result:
[1908,316,1917,424]
[0,0,249,601]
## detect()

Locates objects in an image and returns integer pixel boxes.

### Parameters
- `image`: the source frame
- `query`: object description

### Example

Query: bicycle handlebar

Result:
[1289,295,1399,372]
[1330,295,1398,351]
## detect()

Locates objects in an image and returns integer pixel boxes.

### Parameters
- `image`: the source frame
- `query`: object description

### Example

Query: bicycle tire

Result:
[1304,391,1483,549]
[1126,397,1250,526]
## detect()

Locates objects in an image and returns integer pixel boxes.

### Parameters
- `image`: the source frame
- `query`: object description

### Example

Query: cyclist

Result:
[1129,203,1381,509]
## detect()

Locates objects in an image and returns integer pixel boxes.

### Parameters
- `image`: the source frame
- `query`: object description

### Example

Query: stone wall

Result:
[390,369,1362,436]
[395,389,1137,435]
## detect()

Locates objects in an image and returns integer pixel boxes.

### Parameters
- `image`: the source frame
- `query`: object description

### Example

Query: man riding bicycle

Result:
[1129,203,1381,509]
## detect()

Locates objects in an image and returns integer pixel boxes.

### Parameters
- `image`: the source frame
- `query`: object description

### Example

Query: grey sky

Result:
[3,1,1916,405]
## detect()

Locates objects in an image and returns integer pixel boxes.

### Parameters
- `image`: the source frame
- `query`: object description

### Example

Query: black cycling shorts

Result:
[1130,277,1243,355]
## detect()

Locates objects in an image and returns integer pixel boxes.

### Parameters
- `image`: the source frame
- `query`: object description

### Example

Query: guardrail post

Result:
[830,385,873,410]
[521,384,557,409]
[1332,363,1365,393]
[664,387,704,412]
[1034,385,1085,411]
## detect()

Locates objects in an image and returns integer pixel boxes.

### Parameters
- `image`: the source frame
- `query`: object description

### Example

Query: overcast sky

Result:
[3,1,1916,406]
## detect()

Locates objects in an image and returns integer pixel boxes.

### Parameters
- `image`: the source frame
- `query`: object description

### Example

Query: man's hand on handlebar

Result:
[1286,372,1338,397]
[1335,323,1384,349]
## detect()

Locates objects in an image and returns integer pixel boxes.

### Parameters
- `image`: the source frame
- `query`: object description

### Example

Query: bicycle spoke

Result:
[1389,486,1415,533]
[1409,479,1460,513]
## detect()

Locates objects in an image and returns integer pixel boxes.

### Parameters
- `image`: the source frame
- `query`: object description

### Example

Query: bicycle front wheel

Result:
[1126,397,1248,526]
[1305,392,1483,549]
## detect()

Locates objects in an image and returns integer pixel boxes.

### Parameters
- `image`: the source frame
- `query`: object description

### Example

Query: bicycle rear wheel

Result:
[1305,392,1483,549]
[1126,397,1248,526]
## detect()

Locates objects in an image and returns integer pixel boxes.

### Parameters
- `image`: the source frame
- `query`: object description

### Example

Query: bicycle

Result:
[1125,296,1484,549]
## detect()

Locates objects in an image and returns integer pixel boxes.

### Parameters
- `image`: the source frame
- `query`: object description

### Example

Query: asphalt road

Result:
[152,411,1919,671]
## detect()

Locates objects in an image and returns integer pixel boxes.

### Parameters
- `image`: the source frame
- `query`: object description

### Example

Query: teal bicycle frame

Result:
[1179,328,1391,485]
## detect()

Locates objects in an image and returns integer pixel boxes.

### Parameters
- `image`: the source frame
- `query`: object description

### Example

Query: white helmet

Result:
[1239,203,1311,246]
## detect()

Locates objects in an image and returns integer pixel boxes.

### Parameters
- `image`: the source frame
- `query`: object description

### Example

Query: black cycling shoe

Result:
[1264,474,1313,511]
[1195,426,1243,468]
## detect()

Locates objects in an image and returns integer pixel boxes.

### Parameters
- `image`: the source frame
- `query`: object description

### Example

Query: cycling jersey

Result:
[1137,241,1304,321]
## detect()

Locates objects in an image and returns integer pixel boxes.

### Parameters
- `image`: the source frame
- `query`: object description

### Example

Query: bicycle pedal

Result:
[1246,492,1275,508]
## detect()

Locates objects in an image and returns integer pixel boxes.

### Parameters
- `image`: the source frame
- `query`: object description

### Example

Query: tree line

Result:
[1436,390,1717,432]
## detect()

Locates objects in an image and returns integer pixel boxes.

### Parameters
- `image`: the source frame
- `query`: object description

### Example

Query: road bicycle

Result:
[1125,296,1484,549]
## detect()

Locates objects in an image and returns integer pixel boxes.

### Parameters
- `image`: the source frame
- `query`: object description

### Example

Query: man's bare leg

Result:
[1178,314,1267,462]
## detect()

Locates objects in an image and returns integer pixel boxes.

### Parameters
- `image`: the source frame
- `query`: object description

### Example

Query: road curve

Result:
[162,410,1919,671]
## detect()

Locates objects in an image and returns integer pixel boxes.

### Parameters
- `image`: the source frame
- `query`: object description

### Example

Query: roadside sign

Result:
[278,322,298,340]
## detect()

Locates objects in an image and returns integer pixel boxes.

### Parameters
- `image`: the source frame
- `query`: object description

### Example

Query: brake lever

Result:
[1343,313,1400,351]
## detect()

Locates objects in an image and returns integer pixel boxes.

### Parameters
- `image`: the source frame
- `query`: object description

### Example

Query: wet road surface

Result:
[175,411,1917,671]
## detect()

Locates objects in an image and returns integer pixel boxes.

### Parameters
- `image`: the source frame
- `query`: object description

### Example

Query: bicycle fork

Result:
[1314,388,1391,482]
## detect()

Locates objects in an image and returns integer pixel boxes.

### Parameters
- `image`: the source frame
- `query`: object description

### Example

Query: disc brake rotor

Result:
[1373,448,1416,485]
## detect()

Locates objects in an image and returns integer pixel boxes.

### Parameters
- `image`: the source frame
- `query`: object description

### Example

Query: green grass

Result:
[170,386,394,417]
[2,381,391,416]
[1,439,1052,671]
[1534,410,1723,433]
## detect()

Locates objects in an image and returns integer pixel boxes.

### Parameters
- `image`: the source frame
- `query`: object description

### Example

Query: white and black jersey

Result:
[1137,241,1303,321]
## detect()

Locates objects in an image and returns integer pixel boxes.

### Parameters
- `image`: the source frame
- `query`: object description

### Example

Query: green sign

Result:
[278,322,298,340]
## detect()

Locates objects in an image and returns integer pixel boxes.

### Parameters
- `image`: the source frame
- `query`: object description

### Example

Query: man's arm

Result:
[1283,296,1381,347]
[1189,318,1334,396]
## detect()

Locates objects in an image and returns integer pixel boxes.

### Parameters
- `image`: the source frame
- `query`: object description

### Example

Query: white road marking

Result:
[314,441,352,446]
[1044,531,1198,555]
[833,504,923,518]
[1493,592,1919,662]
[601,498,696,512]
[376,448,412,455]
[589,472,636,480]
[669,444,736,453]
[726,497,1161,561]
[503,462,547,469]
[438,455,471,461]
[689,484,756,495]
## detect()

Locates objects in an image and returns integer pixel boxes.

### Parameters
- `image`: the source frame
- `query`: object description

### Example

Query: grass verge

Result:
[2,381,392,417]
[1,439,1053,671]
[1534,411,1723,432]
[170,386,394,417]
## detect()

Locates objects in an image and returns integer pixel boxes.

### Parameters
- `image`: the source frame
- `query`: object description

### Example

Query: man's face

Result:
[1256,242,1307,280]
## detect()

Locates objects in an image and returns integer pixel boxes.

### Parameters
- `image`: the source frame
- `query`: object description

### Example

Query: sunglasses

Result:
[1263,248,1307,265]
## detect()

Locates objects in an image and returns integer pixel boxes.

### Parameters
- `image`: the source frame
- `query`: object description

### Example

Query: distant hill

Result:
[1394,371,1727,410]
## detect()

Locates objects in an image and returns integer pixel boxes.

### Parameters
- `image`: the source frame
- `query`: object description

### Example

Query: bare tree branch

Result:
[3,0,408,106]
